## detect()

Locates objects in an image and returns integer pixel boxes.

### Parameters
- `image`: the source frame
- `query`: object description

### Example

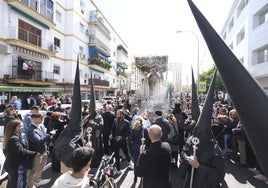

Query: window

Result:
[18,19,42,47]
[258,9,268,25]
[79,46,84,55]
[80,0,85,14]
[56,10,62,23]
[228,18,234,32]
[237,0,248,18]
[239,57,244,65]
[236,28,245,45]
[229,42,233,50]
[222,32,226,40]
[54,37,60,48]
[29,0,38,10]
[253,45,268,65]
[258,48,268,64]
[40,0,54,21]
[41,0,53,9]
[79,46,85,59]
[53,65,60,74]
[253,3,268,29]
[79,23,84,33]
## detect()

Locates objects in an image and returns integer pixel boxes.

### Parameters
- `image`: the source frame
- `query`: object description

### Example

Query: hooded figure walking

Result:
[179,71,225,188]
[187,0,268,178]
[54,57,84,170]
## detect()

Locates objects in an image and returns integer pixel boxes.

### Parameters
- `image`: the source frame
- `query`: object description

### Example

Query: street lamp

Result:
[176,30,200,86]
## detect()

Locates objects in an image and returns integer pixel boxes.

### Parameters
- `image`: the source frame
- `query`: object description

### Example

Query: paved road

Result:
[41,158,268,188]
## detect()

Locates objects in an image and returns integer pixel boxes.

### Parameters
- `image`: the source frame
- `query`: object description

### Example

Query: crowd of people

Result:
[1,92,267,187]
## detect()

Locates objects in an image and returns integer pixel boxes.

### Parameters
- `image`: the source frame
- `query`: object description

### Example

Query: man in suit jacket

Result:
[27,113,54,188]
[153,110,170,142]
[136,124,172,188]
[101,104,115,155]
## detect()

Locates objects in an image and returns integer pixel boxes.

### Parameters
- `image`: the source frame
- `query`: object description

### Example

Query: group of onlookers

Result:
[210,102,268,184]
[3,106,54,187]
[1,92,268,187]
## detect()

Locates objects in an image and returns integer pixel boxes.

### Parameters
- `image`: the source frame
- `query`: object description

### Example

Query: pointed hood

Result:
[192,70,217,152]
[68,57,82,131]
[54,56,83,167]
[191,67,200,121]
[187,0,268,176]
[90,69,96,119]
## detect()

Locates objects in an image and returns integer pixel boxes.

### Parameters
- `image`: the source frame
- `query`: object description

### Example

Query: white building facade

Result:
[221,0,268,94]
[0,0,129,105]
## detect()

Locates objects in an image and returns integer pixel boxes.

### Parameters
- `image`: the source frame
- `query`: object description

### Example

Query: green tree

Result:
[198,66,227,93]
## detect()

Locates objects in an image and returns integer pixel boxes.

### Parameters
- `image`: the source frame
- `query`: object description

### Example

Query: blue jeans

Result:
[223,134,230,155]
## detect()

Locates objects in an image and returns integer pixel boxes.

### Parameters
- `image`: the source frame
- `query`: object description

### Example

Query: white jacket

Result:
[52,171,90,188]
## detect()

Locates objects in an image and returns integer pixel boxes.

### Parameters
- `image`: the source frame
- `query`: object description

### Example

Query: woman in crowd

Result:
[142,112,151,129]
[128,117,150,183]
[211,114,227,150]
[167,114,180,168]
[3,105,22,133]
[3,120,37,188]
[224,109,239,156]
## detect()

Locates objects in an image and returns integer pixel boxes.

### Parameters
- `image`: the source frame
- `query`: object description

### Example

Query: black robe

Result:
[84,113,103,168]
[179,137,225,188]
[136,141,172,188]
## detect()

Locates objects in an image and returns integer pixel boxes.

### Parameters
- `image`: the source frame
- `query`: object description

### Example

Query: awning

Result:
[117,62,128,69]
[0,86,64,93]
[91,67,104,74]
[88,46,110,62]
[11,6,50,29]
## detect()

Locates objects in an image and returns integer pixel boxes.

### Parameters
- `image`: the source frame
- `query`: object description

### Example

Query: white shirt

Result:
[52,171,90,188]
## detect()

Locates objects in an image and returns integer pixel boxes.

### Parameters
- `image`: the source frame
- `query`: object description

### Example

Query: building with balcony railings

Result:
[203,0,268,94]
[0,0,129,106]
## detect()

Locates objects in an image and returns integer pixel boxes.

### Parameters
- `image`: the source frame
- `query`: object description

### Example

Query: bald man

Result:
[136,124,172,188]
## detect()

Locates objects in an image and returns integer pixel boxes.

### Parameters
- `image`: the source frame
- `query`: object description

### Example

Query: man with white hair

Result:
[136,124,171,187]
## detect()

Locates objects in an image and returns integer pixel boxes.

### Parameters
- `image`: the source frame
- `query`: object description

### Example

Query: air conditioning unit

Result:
[53,45,60,52]
[81,8,85,14]
[85,29,90,36]
[81,54,86,59]
[0,44,13,54]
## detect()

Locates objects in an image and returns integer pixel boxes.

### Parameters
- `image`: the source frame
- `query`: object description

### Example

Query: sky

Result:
[93,0,234,83]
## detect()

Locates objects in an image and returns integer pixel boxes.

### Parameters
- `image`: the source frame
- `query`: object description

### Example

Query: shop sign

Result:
[0,86,64,93]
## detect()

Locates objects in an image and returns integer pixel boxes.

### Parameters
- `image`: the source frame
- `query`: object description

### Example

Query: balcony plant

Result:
[90,57,111,70]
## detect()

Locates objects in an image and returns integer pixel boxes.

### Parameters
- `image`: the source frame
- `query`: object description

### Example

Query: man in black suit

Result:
[101,104,115,155]
[136,124,172,188]
[109,109,131,174]
[153,110,170,142]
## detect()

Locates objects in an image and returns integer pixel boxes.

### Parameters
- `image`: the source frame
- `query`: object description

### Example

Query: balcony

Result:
[89,35,110,56]
[89,57,112,70]
[117,71,127,77]
[90,78,110,87]
[3,65,55,86]
[89,11,111,36]
[8,26,54,54]
[6,0,55,28]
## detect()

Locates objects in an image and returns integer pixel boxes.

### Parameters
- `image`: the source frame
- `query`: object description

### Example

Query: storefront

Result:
[0,85,64,106]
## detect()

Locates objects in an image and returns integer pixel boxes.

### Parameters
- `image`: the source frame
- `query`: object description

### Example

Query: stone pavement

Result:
[41,158,268,188]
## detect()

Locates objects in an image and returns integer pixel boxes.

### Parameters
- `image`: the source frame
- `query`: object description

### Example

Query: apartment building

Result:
[221,0,268,93]
[0,0,129,105]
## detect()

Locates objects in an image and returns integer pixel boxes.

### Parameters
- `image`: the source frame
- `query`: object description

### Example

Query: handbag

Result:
[168,124,181,145]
